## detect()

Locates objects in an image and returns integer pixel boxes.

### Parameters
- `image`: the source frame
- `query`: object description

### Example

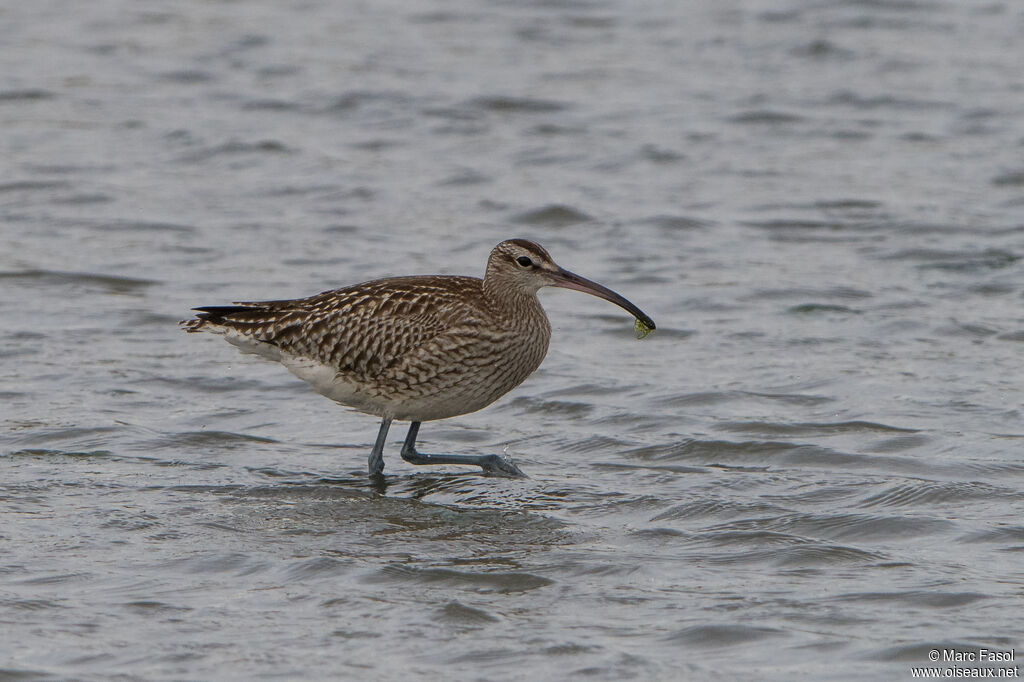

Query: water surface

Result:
[2,1,1023,680]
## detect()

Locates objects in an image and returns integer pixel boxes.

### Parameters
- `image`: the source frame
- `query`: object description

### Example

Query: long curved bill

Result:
[550,268,657,333]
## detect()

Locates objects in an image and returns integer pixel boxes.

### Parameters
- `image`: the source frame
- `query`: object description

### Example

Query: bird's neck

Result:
[482,276,547,327]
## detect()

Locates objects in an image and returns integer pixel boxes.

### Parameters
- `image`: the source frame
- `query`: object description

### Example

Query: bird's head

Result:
[485,239,656,332]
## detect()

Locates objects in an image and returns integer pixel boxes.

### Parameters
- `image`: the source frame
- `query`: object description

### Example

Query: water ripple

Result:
[717,420,917,437]
[705,513,953,541]
[650,499,789,522]
[0,269,158,293]
[165,430,280,449]
[881,248,1019,271]
[282,556,353,580]
[469,96,568,113]
[834,591,989,608]
[856,481,1016,508]
[368,564,554,593]
[511,204,593,226]
[435,601,501,625]
[666,623,784,647]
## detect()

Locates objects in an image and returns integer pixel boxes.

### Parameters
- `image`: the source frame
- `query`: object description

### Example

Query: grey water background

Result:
[2,0,1023,679]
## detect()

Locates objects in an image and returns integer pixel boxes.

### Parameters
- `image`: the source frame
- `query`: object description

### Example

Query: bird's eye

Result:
[516,256,533,268]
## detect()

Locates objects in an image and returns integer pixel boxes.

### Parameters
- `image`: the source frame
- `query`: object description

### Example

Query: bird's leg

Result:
[368,417,392,476]
[400,422,526,478]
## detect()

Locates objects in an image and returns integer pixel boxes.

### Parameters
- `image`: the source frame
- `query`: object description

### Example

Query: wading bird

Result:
[182,239,655,477]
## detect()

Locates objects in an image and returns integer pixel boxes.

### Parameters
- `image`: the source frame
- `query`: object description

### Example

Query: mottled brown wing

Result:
[192,276,487,380]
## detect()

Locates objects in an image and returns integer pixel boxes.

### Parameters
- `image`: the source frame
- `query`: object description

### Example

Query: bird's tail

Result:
[180,304,293,361]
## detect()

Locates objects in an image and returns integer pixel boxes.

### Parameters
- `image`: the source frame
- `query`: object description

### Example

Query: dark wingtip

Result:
[190,305,254,324]
[180,305,259,332]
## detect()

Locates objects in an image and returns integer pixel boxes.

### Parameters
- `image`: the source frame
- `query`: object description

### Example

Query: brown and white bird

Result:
[182,239,655,477]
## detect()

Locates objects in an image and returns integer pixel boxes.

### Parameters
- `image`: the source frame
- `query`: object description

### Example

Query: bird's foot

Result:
[399,446,526,478]
[478,453,527,478]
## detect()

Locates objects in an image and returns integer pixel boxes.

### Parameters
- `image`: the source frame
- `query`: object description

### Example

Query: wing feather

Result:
[183,276,489,380]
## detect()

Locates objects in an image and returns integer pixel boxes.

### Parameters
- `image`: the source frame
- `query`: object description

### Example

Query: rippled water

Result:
[2,1,1023,680]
